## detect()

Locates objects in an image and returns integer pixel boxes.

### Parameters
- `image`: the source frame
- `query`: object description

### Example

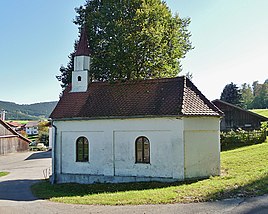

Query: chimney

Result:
[0,110,6,121]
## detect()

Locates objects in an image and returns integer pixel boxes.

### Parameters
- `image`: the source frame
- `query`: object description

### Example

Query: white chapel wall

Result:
[183,117,221,179]
[53,117,184,181]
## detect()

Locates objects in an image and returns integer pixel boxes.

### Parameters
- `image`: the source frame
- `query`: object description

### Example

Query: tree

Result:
[251,81,268,109]
[56,42,77,91]
[240,83,253,109]
[38,121,49,146]
[57,0,192,89]
[252,81,260,96]
[220,82,242,106]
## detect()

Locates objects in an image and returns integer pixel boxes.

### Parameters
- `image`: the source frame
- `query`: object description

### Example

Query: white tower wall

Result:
[74,56,90,71]
[71,70,89,92]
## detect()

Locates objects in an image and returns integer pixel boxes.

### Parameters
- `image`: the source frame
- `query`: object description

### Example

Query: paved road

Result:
[0,151,268,214]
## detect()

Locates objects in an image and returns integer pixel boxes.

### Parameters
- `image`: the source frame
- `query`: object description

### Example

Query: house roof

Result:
[75,27,91,56]
[0,119,31,143]
[25,121,39,128]
[6,121,22,128]
[50,76,223,120]
[212,99,268,121]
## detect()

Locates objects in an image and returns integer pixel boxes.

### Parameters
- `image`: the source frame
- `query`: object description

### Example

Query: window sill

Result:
[135,162,151,165]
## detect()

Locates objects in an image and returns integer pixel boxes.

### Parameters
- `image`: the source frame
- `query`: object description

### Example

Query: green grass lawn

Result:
[0,172,9,177]
[32,139,268,205]
[251,109,268,117]
[7,120,29,125]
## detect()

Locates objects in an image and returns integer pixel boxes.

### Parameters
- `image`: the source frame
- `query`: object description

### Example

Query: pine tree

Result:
[220,82,242,106]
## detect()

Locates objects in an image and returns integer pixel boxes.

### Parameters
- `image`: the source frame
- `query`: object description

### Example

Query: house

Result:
[49,28,223,184]
[212,99,268,131]
[0,119,30,155]
[6,121,24,132]
[25,121,39,135]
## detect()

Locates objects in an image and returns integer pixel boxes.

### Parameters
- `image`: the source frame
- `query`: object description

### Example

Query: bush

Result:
[221,128,267,150]
[38,131,49,146]
[261,121,268,131]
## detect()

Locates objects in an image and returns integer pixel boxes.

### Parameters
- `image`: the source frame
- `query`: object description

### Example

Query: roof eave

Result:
[212,99,268,121]
[51,113,221,121]
[51,114,184,121]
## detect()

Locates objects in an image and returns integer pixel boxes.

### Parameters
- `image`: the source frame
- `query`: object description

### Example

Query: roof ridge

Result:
[181,76,187,115]
[89,76,183,87]
[182,77,223,116]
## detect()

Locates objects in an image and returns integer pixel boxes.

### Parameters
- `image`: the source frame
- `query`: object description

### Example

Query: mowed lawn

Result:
[32,138,268,205]
[251,109,268,118]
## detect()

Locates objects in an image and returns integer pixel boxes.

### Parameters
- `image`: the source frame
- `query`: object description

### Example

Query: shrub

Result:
[220,128,267,150]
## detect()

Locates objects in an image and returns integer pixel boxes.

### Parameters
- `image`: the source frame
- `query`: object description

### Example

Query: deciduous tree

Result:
[57,0,192,90]
[251,81,268,109]
[240,83,253,109]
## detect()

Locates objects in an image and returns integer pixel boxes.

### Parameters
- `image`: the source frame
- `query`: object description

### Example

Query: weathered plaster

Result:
[52,116,220,184]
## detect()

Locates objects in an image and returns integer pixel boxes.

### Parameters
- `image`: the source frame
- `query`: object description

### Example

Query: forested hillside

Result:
[0,100,57,120]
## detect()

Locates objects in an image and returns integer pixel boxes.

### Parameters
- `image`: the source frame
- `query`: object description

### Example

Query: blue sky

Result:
[0,0,267,104]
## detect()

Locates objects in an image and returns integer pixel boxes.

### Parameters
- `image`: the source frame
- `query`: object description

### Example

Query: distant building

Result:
[6,121,24,132]
[25,121,39,135]
[212,99,268,131]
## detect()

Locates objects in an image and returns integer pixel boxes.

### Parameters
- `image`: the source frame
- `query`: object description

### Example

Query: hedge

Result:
[220,128,267,149]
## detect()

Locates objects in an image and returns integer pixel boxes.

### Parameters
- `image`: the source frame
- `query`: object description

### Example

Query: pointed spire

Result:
[75,27,91,56]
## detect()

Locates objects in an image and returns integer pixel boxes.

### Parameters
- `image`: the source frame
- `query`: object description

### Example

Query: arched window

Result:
[135,136,150,164]
[77,76,82,81]
[76,136,89,162]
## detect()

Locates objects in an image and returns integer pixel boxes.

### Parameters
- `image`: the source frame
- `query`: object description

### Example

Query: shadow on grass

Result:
[32,178,201,200]
[206,174,268,201]
[32,174,268,204]
[221,141,265,151]
[221,143,253,151]
[221,137,268,152]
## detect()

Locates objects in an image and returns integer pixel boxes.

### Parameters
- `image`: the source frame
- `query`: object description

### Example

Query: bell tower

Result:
[71,27,91,92]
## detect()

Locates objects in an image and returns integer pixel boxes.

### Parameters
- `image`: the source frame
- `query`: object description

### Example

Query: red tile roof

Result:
[50,77,223,120]
[6,121,22,128]
[75,27,91,56]
[25,121,39,128]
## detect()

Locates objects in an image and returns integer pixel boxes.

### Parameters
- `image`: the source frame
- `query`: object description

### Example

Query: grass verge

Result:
[0,172,9,177]
[32,139,268,205]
